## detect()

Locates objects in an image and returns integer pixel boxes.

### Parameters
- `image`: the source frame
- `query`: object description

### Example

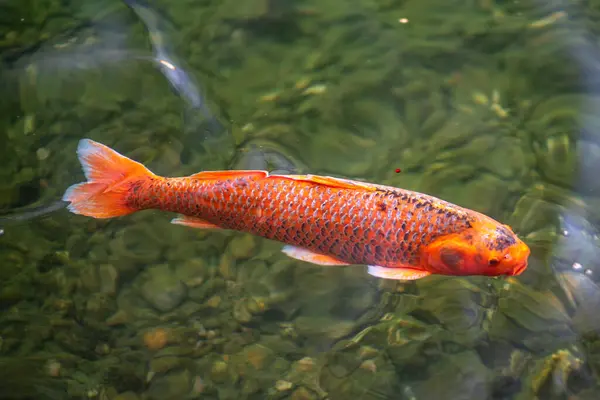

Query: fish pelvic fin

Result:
[282,245,351,266]
[367,265,431,280]
[171,216,222,229]
[62,139,154,218]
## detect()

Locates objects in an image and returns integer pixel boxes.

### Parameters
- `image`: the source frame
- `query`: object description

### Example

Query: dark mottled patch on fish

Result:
[491,225,517,251]
[440,248,463,271]
[376,188,473,229]
[474,253,484,265]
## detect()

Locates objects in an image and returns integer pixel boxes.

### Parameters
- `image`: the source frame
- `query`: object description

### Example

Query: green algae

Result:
[2,0,600,399]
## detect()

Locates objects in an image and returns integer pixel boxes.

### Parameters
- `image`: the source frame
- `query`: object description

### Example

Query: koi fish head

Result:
[423,217,530,277]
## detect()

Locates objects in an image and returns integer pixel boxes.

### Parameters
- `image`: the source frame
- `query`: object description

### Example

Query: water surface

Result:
[1,1,599,399]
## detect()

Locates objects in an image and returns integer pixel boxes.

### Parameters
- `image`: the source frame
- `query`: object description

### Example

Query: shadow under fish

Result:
[0,200,67,235]
[10,0,224,140]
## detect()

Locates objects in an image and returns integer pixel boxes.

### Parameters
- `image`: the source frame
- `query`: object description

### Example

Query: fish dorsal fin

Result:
[273,174,377,191]
[186,170,376,191]
[188,170,268,180]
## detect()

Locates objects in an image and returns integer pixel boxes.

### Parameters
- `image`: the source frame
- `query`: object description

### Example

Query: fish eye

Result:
[488,258,500,267]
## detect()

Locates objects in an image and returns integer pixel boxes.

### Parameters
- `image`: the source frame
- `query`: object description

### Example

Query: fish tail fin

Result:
[62,139,154,218]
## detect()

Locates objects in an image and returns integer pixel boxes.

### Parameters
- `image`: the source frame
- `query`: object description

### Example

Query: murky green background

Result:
[2,0,600,399]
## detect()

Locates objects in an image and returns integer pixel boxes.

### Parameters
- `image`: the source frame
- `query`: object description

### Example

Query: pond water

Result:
[1,0,600,399]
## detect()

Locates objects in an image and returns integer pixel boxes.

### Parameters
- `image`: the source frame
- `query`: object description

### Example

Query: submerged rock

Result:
[320,340,398,400]
[114,392,140,400]
[146,368,195,400]
[98,264,119,295]
[411,351,490,400]
[488,278,574,353]
[139,264,188,313]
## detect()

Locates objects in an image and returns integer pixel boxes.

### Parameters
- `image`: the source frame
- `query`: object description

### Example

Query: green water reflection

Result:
[2,0,600,399]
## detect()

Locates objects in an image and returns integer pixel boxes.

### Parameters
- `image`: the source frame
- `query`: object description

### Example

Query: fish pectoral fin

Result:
[282,245,351,266]
[275,174,377,191]
[367,265,431,280]
[188,170,268,180]
[171,216,222,229]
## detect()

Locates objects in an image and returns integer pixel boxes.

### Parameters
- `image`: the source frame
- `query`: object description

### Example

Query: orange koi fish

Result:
[63,139,530,280]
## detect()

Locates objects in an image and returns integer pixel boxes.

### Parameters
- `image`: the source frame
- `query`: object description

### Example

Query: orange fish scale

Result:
[126,175,473,267]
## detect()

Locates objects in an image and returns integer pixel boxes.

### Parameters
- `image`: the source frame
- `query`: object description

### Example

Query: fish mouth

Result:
[510,260,528,276]
[509,241,530,276]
